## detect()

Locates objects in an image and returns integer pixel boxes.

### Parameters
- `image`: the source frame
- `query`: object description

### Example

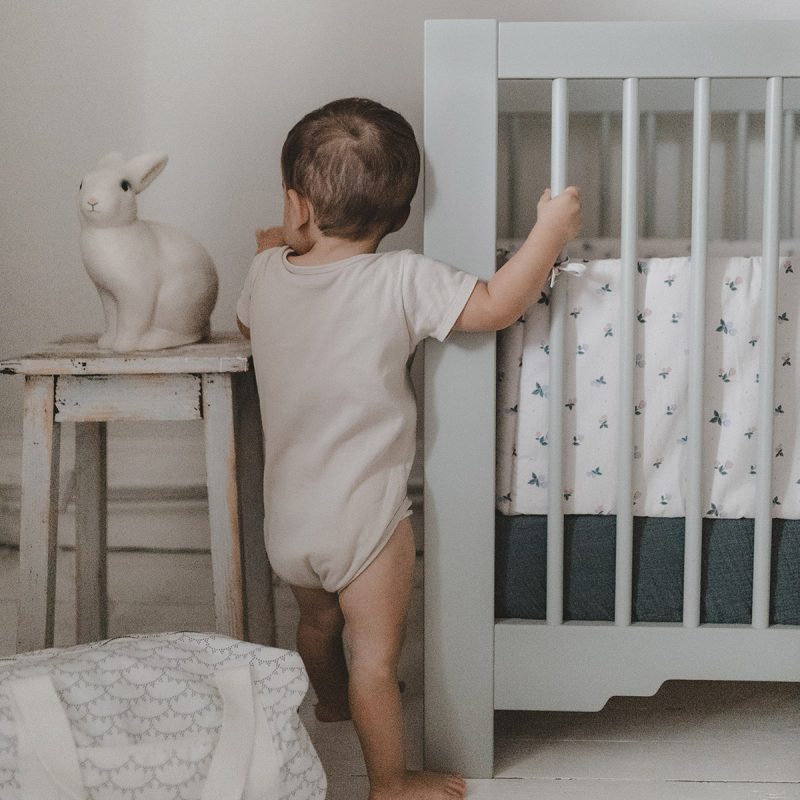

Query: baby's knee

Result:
[299,603,345,637]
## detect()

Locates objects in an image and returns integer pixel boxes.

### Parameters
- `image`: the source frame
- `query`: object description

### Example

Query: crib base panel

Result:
[494,620,800,711]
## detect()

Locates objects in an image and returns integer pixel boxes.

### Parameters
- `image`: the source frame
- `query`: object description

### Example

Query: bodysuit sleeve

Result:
[400,250,479,346]
[236,250,270,328]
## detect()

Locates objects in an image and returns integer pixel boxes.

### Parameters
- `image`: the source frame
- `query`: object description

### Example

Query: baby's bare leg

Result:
[339,518,466,800]
[290,584,351,721]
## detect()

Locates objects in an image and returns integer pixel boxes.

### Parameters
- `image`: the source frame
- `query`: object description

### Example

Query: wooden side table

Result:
[1,333,274,653]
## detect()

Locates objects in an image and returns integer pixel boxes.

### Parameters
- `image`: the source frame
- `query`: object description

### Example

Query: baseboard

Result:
[0,481,424,551]
[0,484,211,551]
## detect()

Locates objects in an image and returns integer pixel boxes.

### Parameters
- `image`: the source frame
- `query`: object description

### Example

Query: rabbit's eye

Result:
[79,181,83,190]
[120,180,131,192]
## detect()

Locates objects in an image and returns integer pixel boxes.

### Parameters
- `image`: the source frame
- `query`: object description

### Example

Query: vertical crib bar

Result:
[643,112,657,238]
[615,78,638,627]
[782,111,795,239]
[547,77,568,626]
[599,113,612,237]
[684,77,711,629]
[735,111,749,238]
[753,77,782,630]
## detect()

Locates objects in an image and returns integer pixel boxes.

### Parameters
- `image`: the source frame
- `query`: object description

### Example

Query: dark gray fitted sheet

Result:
[495,514,800,624]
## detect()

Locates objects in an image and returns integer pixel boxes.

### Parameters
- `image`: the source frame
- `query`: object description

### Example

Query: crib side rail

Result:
[494,622,800,711]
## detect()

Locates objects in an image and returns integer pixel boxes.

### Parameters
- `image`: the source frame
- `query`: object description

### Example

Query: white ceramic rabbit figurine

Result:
[77,152,218,352]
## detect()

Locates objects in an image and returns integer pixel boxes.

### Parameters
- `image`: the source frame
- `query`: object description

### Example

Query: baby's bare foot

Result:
[370,770,467,799]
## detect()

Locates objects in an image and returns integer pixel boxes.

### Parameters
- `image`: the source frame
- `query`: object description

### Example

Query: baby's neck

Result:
[287,234,380,267]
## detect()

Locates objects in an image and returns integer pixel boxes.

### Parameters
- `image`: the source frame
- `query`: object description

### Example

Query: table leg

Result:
[75,421,108,643]
[233,367,275,646]
[202,373,246,640]
[17,376,60,652]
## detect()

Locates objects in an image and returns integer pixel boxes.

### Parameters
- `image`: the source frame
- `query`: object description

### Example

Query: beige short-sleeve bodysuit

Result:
[237,246,478,593]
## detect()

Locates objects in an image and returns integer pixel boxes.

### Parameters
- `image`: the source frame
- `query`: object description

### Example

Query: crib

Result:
[422,19,800,778]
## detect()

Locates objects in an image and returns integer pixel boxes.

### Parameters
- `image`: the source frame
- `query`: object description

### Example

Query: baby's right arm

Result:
[256,226,287,253]
[236,228,282,337]
[454,186,582,333]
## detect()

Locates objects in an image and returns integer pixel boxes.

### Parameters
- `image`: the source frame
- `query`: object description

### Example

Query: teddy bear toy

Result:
[77,152,218,352]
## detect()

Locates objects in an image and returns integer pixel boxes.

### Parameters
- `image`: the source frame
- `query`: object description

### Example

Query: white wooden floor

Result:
[1,545,799,799]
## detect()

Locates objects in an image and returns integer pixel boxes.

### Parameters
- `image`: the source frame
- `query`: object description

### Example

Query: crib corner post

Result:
[423,18,497,779]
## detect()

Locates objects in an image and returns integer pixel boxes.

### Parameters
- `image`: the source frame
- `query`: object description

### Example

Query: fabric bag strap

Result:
[10,663,262,800]
[10,675,85,800]
[201,665,256,800]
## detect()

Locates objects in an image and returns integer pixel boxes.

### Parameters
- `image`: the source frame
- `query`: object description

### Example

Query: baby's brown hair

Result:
[281,98,420,242]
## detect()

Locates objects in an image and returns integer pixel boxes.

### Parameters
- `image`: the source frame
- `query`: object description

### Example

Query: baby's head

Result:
[281,98,420,246]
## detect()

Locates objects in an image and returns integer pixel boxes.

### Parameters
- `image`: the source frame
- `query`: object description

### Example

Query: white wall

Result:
[4,0,800,546]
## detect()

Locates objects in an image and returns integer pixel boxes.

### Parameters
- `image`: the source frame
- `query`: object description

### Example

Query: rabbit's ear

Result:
[96,152,126,170]
[126,152,168,193]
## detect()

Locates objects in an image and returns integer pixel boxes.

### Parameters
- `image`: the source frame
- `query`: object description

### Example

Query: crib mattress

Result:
[495,513,800,624]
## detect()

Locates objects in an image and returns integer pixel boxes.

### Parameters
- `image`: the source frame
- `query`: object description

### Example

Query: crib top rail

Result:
[498,21,800,80]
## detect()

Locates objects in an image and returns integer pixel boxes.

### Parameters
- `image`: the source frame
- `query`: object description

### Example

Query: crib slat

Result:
[684,77,711,629]
[615,78,638,628]
[782,111,795,239]
[546,77,568,626]
[753,77,783,630]
[599,113,612,237]
[735,111,749,238]
[643,112,657,238]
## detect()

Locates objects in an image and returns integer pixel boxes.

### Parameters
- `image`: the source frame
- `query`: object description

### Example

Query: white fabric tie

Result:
[549,259,587,288]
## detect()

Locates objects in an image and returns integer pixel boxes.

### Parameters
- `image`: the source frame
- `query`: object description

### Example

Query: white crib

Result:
[422,19,800,778]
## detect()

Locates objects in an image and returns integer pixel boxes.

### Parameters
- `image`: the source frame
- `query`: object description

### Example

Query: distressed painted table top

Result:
[0,332,252,376]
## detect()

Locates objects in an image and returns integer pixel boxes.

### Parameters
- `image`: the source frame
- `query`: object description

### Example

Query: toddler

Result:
[236,98,581,800]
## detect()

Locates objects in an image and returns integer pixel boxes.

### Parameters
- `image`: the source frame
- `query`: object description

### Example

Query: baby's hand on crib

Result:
[256,226,286,253]
[535,186,583,245]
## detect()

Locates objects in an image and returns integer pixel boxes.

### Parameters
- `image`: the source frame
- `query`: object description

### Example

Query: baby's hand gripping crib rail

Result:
[423,19,800,778]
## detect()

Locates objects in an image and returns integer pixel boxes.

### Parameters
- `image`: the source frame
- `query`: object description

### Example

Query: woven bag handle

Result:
[10,663,272,800]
